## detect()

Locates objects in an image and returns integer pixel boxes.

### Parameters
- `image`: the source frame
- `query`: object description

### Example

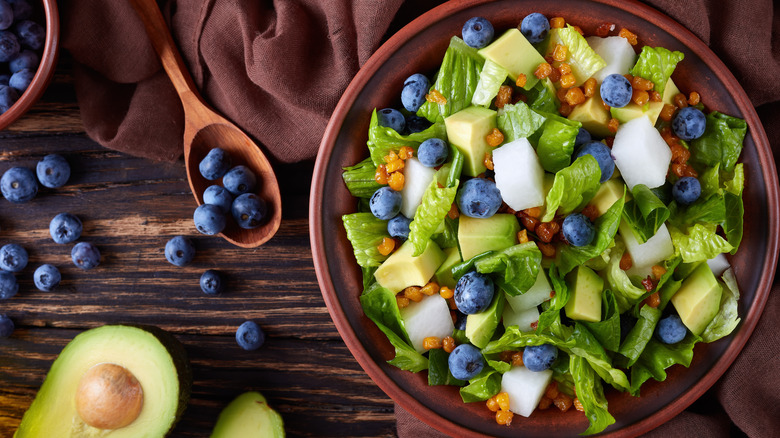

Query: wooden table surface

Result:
[0,55,397,437]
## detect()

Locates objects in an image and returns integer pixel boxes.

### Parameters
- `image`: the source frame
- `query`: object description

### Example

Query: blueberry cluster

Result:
[0,0,45,113]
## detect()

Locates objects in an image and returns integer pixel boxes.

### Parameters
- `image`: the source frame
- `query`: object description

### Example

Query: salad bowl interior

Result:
[310,0,779,436]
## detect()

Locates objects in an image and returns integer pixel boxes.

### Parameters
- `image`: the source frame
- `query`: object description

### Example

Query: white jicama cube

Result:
[586,36,637,83]
[505,268,553,312]
[493,138,545,210]
[400,294,455,354]
[619,221,675,269]
[400,157,436,219]
[611,116,672,190]
[707,253,731,277]
[501,366,553,417]
[503,305,540,332]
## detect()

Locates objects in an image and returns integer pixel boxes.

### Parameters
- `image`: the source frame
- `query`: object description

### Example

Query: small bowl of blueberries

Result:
[0,0,58,130]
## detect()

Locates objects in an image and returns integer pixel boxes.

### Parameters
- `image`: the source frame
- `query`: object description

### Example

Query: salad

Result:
[341,12,746,435]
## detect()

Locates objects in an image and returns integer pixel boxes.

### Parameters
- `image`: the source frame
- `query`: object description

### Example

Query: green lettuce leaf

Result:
[536,264,570,334]
[724,163,745,196]
[619,304,662,366]
[366,109,447,167]
[669,223,733,263]
[689,112,746,173]
[527,78,559,113]
[541,154,601,222]
[432,216,459,249]
[408,168,459,256]
[452,251,494,282]
[497,102,547,142]
[582,290,621,352]
[549,26,607,86]
[474,242,542,296]
[343,213,389,268]
[629,46,684,98]
[622,184,670,243]
[629,334,699,396]
[459,369,502,403]
[342,157,382,198]
[383,325,429,372]
[724,191,744,253]
[699,163,721,199]
[605,242,647,313]
[428,348,466,386]
[445,145,464,188]
[668,194,726,228]
[530,111,582,173]
[570,355,616,435]
[701,268,741,342]
[472,59,509,107]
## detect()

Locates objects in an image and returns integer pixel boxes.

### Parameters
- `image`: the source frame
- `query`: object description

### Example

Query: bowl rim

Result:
[0,0,60,129]
[310,0,780,436]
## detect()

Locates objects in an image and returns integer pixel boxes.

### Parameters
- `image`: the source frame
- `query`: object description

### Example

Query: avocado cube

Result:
[458,214,520,260]
[374,240,445,293]
[568,90,613,138]
[434,247,462,288]
[478,28,544,89]
[610,101,664,125]
[466,292,505,348]
[444,106,497,177]
[662,78,681,105]
[564,266,603,322]
[590,179,625,216]
[671,262,723,335]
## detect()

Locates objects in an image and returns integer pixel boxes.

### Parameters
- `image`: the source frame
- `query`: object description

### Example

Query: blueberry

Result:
[369,186,402,220]
[236,320,265,351]
[520,12,550,44]
[8,67,33,93]
[9,49,37,73]
[562,213,595,247]
[193,203,226,235]
[417,138,449,167]
[0,1,12,30]
[377,108,405,133]
[0,243,27,272]
[575,127,592,147]
[33,264,60,291]
[203,185,233,213]
[0,74,9,85]
[456,178,502,218]
[0,314,13,336]
[200,269,224,295]
[71,242,100,270]
[574,141,615,183]
[448,344,485,380]
[0,83,18,111]
[387,214,411,241]
[222,165,257,196]
[401,73,430,112]
[0,271,18,300]
[454,271,494,314]
[672,107,706,141]
[405,115,431,134]
[231,193,267,229]
[49,213,82,244]
[0,29,18,62]
[1,166,37,202]
[462,17,494,49]
[7,0,31,21]
[600,74,632,108]
[36,154,70,188]
[523,344,558,371]
[454,310,468,331]
[672,176,701,206]
[14,20,44,50]
[198,148,232,180]
[164,236,195,267]
[656,314,687,344]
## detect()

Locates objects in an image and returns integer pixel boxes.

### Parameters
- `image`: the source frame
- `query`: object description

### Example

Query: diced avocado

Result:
[458,214,520,260]
[568,90,612,138]
[478,28,545,89]
[590,179,625,216]
[434,247,462,288]
[662,78,681,105]
[466,292,505,348]
[564,266,604,322]
[671,262,723,335]
[444,106,497,177]
[374,239,445,293]
[610,101,664,125]
[15,325,191,438]
[210,391,284,438]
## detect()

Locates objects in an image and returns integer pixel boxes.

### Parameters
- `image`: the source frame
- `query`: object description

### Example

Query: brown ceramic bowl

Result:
[0,0,59,130]
[310,0,780,436]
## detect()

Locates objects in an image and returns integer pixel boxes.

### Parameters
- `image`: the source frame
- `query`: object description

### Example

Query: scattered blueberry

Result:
[369,186,402,220]
[672,176,701,206]
[600,74,632,108]
[405,115,431,134]
[0,271,18,300]
[520,12,550,44]
[222,165,257,196]
[36,154,70,188]
[49,213,82,244]
[377,108,405,133]
[9,49,36,73]
[672,107,706,141]
[0,1,12,30]
[14,20,43,50]
[575,141,615,183]
[456,178,502,218]
[164,236,195,267]
[0,29,18,62]
[562,213,595,247]
[523,344,558,371]
[575,127,592,147]
[1,166,37,202]
[0,243,27,272]
[193,204,227,235]
[0,313,13,336]
[454,310,468,331]
[203,185,233,214]
[200,269,224,295]
[417,138,449,167]
[448,344,485,380]
[656,314,687,344]
[236,320,265,350]
[462,17,494,49]
[71,242,100,270]
[231,193,267,229]
[401,73,429,113]
[454,271,494,314]
[33,264,60,291]
[387,214,411,241]
[198,148,232,180]
[0,83,18,111]
[8,0,31,21]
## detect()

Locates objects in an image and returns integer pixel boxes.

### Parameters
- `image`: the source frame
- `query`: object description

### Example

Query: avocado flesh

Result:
[610,101,664,125]
[457,214,520,260]
[15,325,191,438]
[210,391,284,438]
[466,292,505,348]
[374,239,445,293]
[568,89,612,138]
[444,106,497,177]
[564,266,604,322]
[671,262,723,335]
[478,28,545,89]
[434,247,462,289]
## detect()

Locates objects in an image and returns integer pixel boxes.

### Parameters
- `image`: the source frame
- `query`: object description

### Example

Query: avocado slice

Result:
[15,325,191,438]
[568,89,612,138]
[210,391,284,438]
[444,106,497,177]
[458,214,520,260]
[610,101,664,125]
[564,266,604,322]
[434,247,462,289]
[374,239,445,293]
[465,291,505,348]
[671,262,723,335]
[477,28,545,89]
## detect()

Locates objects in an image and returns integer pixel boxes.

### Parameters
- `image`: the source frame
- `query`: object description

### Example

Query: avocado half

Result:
[210,391,285,438]
[15,325,191,438]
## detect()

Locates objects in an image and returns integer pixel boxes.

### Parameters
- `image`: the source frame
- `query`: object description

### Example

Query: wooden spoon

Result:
[129,0,281,248]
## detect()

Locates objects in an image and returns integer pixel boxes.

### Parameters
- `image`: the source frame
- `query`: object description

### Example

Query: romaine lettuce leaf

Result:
[724,191,744,253]
[724,163,744,196]
[445,145,464,188]
[619,304,662,366]
[582,290,621,352]
[629,334,699,396]
[668,194,726,228]
[531,111,582,173]
[699,163,721,199]
[570,355,616,435]
[383,324,429,372]
[668,223,733,262]
[700,268,741,342]
[342,213,389,268]
[459,369,502,402]
[408,168,459,256]
[629,46,684,98]
[428,348,466,386]
[541,154,601,222]
[536,264,570,334]
[473,242,542,296]
[342,157,382,198]
[622,184,670,243]
[549,25,607,86]
[432,216,459,249]
[496,102,546,142]
[689,112,747,173]
[526,78,559,113]
[605,242,647,313]
[366,109,447,167]
[472,59,508,107]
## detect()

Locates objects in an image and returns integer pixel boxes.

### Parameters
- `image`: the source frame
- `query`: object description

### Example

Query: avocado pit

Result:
[75,363,144,430]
